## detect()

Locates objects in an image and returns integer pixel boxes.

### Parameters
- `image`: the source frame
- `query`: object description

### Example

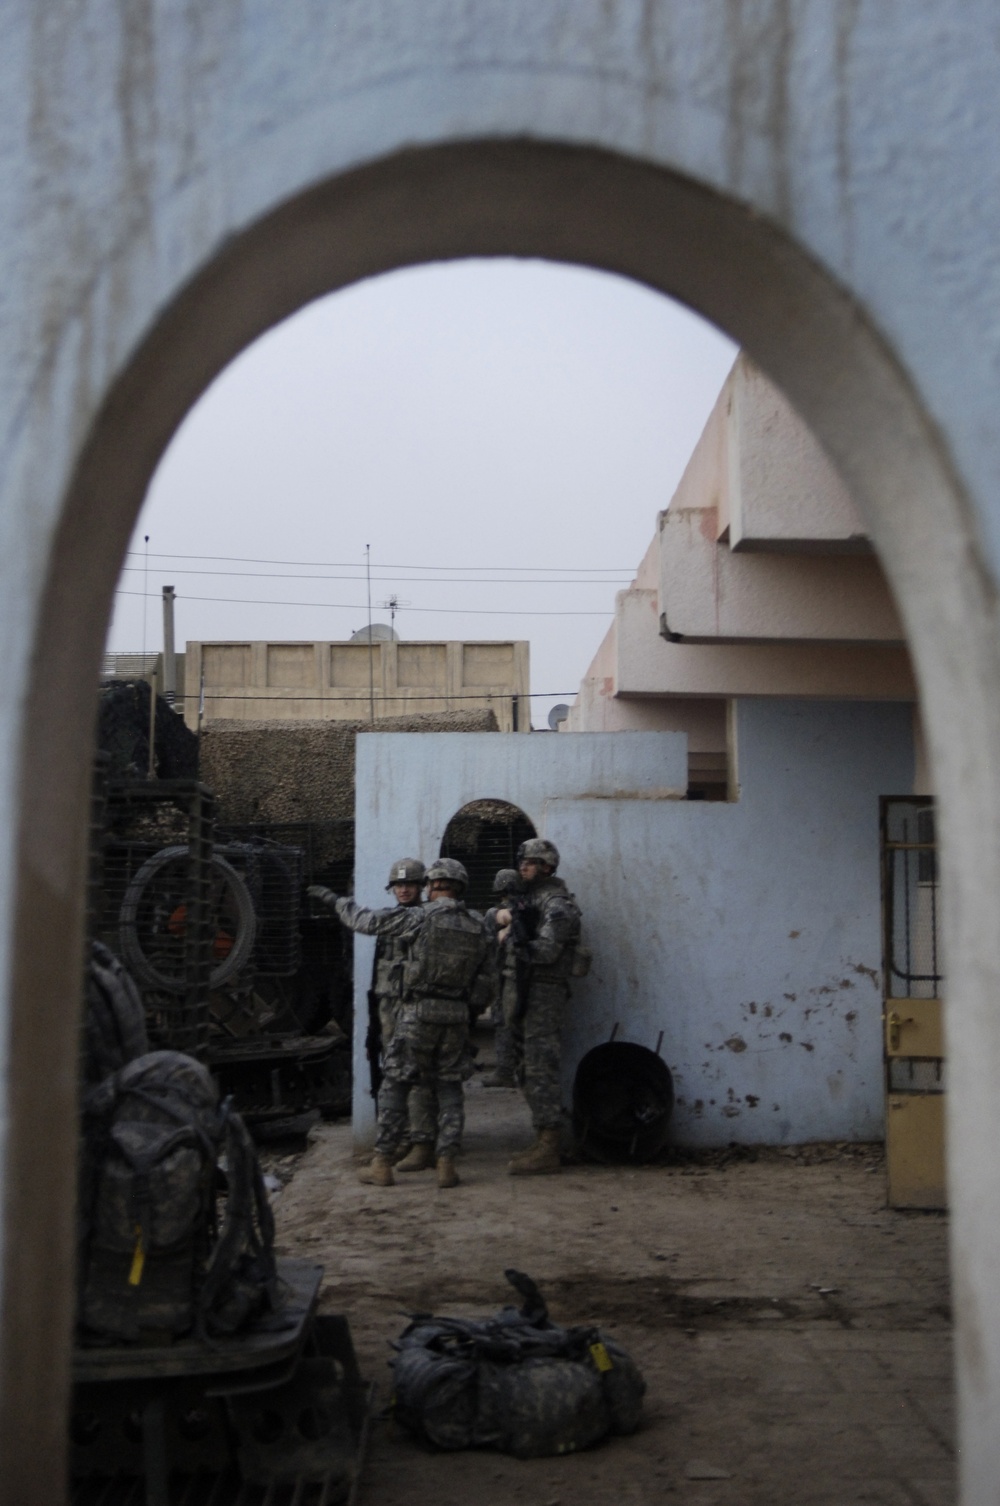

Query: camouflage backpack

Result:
[390,1270,645,1458]
[78,1050,278,1343]
[402,902,490,1002]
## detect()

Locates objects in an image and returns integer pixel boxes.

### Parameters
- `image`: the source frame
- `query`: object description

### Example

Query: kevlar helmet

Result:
[386,857,426,890]
[492,868,523,896]
[516,837,560,873]
[425,857,469,894]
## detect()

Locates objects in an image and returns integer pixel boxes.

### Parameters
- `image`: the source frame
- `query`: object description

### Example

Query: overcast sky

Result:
[109,258,736,727]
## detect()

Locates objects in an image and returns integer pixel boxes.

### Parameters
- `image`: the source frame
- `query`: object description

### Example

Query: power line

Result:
[125,550,634,574]
[119,565,630,585]
[143,689,578,702]
[114,589,613,618]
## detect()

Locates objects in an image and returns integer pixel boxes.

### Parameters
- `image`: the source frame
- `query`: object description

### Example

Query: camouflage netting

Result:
[98,681,199,781]
[199,709,499,827]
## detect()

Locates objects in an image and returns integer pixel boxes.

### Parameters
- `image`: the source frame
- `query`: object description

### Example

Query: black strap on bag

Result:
[82,940,149,1086]
[197,1103,280,1336]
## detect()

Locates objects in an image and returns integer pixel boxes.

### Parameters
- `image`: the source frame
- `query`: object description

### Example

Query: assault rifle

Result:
[505,898,539,1022]
[366,952,383,1099]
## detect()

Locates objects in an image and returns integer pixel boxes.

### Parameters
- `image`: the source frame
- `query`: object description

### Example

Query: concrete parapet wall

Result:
[660,511,904,644]
[727,354,868,553]
[185,638,530,732]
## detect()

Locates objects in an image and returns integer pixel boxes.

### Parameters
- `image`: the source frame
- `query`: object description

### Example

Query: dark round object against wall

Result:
[572,1042,674,1164]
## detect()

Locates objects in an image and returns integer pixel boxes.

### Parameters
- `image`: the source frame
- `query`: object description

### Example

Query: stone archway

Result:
[4,42,1000,1503]
[439,799,536,913]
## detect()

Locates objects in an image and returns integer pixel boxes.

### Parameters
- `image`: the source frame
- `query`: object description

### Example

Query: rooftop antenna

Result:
[366,544,375,723]
[380,593,411,633]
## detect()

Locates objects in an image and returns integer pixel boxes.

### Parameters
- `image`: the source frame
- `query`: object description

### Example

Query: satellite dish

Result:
[547,703,571,731]
[349,623,398,643]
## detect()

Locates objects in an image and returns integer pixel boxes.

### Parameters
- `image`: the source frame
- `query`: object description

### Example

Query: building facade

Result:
[184,637,530,732]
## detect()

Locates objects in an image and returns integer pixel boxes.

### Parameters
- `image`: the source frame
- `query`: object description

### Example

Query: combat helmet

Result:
[516,837,560,873]
[492,867,523,896]
[385,857,426,891]
[424,857,469,894]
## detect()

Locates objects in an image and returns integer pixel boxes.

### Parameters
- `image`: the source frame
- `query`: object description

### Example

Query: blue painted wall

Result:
[352,701,913,1146]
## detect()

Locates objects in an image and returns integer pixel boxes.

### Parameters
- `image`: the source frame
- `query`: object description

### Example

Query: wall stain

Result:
[724,0,794,221]
[834,0,862,273]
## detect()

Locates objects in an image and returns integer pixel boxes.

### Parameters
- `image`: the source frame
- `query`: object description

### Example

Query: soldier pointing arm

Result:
[309,860,438,1172]
[310,857,489,1190]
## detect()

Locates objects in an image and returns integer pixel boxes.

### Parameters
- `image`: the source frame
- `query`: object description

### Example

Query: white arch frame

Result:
[4,122,999,1504]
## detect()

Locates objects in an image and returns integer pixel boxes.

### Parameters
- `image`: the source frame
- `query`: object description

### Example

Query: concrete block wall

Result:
[184,638,530,731]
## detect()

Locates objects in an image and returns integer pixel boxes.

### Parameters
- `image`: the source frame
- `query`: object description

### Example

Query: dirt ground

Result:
[267,1053,953,1506]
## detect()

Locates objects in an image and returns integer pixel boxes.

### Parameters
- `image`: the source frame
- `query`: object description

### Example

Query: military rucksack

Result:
[390,1270,645,1458]
[402,902,490,1002]
[82,940,149,1088]
[78,1049,278,1343]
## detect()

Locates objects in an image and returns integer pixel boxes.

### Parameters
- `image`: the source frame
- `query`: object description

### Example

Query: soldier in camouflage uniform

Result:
[310,859,489,1189]
[319,858,438,1170]
[497,838,582,1176]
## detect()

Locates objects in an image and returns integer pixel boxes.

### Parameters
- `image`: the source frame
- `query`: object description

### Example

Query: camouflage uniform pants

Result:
[377,996,438,1146]
[521,981,568,1131]
[375,1010,471,1157]
[495,973,524,1082]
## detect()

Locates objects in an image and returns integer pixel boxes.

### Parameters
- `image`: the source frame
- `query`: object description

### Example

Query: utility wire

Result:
[149,689,578,702]
[119,565,631,585]
[114,589,613,618]
[125,550,633,574]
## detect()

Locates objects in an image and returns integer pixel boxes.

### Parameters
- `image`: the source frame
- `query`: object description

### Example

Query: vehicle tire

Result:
[119,845,257,994]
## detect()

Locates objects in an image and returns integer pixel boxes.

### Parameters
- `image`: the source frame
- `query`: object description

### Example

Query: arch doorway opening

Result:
[438,800,537,913]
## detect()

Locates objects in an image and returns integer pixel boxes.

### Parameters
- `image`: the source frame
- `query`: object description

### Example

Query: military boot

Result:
[436,1155,460,1189]
[358,1153,395,1187]
[395,1142,436,1172]
[508,1128,561,1176]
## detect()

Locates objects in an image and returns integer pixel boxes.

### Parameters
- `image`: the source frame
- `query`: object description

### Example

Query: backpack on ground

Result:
[402,903,490,1001]
[390,1269,645,1457]
[78,1049,278,1343]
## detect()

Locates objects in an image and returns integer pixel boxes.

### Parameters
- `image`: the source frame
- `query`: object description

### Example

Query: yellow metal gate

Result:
[881,798,945,1209]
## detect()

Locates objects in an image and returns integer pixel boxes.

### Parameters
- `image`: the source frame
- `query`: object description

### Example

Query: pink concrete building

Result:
[564,355,923,798]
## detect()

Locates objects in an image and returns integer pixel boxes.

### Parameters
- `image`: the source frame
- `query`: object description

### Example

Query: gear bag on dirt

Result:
[390,1269,645,1457]
[78,1049,278,1343]
[402,902,490,1001]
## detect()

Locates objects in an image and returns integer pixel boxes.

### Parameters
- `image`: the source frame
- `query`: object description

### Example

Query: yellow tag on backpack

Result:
[589,1341,614,1372]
